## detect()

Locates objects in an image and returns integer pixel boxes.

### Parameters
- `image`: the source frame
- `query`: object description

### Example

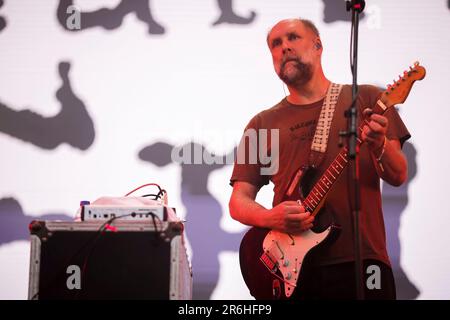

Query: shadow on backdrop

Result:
[57,0,257,34]
[139,141,244,299]
[57,0,165,34]
[0,197,72,246]
[382,141,420,300]
[322,0,366,23]
[0,0,6,32]
[211,0,256,26]
[0,61,95,150]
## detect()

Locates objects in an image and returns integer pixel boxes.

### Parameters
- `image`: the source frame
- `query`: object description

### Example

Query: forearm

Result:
[229,192,270,228]
[371,138,407,186]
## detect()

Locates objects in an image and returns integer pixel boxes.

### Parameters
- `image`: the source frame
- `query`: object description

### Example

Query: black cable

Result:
[141,193,161,199]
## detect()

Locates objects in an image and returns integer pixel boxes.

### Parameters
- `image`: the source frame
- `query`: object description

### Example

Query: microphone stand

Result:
[341,0,366,300]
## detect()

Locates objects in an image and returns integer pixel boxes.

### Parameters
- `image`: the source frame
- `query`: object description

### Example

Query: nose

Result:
[281,41,292,54]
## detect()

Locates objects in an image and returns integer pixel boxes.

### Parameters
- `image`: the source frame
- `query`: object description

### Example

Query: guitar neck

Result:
[302,99,387,214]
[301,61,426,214]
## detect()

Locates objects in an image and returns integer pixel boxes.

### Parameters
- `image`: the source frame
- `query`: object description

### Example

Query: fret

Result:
[331,165,340,174]
[309,197,318,206]
[314,186,324,197]
[317,184,327,195]
[318,178,328,191]
[304,199,314,211]
[327,168,336,180]
[303,199,313,211]
[338,153,348,163]
[305,142,355,212]
[310,192,321,203]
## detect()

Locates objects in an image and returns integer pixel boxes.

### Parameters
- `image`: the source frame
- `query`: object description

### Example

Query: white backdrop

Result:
[0,0,449,299]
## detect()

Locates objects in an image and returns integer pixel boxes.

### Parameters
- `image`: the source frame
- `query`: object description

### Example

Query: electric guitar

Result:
[239,62,426,299]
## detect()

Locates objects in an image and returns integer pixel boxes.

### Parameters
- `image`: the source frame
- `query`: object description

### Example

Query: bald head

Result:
[267,18,320,46]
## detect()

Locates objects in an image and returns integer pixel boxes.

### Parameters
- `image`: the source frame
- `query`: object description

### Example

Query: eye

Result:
[271,39,281,48]
[288,33,300,41]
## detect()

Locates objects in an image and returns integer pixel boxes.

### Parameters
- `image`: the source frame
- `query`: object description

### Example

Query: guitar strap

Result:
[308,82,343,168]
[285,83,343,198]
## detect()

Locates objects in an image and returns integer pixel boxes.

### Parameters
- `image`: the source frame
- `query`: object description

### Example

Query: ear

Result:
[315,39,322,50]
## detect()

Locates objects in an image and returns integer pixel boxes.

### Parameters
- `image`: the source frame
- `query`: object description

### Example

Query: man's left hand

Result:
[361,108,388,153]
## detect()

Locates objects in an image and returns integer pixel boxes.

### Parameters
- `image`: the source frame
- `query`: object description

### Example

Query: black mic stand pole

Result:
[344,0,366,300]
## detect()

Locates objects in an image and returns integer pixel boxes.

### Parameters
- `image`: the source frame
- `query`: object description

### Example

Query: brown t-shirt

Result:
[230,84,411,267]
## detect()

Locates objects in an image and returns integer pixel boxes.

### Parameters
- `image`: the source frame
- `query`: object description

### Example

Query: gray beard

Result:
[279,59,313,87]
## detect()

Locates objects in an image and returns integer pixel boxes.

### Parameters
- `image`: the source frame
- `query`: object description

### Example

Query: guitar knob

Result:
[283,260,289,267]
[286,272,292,280]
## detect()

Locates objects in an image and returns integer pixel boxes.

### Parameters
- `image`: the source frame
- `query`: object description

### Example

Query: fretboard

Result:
[302,99,386,214]
[302,147,350,213]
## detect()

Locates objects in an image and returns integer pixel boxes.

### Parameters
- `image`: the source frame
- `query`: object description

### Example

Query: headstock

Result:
[380,61,426,108]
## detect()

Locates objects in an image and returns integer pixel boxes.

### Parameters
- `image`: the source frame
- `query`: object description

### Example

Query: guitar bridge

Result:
[260,251,278,273]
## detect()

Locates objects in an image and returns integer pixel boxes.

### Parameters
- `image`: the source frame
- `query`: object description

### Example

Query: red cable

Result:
[124,183,161,197]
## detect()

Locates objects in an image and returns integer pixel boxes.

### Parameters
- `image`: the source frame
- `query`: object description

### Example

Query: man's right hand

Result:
[266,201,314,234]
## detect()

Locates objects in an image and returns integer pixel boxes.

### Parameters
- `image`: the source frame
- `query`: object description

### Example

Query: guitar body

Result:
[239,164,342,300]
[239,223,340,299]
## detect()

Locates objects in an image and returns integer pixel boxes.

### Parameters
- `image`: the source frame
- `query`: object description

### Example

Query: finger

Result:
[364,136,378,145]
[286,211,310,221]
[361,129,368,141]
[361,129,378,144]
[363,125,383,139]
[362,126,375,139]
[370,114,388,127]
[303,216,315,224]
[363,108,373,118]
[282,201,302,206]
[282,201,306,213]
[287,216,314,228]
[297,212,312,220]
[367,120,386,133]
[285,205,306,214]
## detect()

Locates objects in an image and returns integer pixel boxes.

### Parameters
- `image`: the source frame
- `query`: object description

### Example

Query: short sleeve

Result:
[229,114,271,188]
[384,107,411,147]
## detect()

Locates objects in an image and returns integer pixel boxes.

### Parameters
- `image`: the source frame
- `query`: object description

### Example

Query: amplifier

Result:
[28,220,192,300]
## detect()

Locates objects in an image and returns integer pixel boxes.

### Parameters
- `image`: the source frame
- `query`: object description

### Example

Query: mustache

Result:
[281,56,303,69]
[281,56,304,69]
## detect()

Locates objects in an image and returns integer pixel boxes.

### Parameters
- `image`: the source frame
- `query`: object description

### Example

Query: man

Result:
[229,18,410,299]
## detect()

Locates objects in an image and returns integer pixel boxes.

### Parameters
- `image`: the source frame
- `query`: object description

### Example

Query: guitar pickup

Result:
[260,251,278,273]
